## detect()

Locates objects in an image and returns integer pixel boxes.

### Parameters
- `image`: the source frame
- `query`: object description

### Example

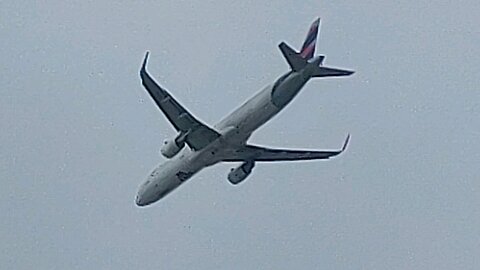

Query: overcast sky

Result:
[1,1,479,269]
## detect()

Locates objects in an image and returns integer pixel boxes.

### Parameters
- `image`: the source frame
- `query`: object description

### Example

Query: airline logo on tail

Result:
[300,18,320,60]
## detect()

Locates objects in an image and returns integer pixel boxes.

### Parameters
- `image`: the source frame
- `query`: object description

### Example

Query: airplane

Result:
[135,18,354,206]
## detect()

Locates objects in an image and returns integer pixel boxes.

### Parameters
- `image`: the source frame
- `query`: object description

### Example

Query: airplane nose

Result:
[135,195,146,207]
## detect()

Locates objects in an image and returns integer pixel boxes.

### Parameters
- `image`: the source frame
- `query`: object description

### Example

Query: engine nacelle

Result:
[160,139,185,158]
[227,161,255,185]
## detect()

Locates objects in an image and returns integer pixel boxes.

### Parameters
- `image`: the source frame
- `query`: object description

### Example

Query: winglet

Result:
[141,51,150,71]
[341,134,351,152]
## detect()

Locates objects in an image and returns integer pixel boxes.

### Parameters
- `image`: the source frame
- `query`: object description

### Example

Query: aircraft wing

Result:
[140,52,220,151]
[223,135,350,162]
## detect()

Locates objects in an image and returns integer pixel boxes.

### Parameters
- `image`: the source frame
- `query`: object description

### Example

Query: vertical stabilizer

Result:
[300,18,320,60]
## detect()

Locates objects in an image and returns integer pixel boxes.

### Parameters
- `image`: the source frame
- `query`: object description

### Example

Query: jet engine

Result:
[160,139,185,158]
[227,161,255,185]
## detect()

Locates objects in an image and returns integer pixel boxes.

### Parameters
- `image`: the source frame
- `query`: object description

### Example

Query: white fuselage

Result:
[135,69,311,206]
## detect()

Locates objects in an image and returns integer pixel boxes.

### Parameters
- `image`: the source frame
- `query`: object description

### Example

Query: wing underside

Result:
[223,135,350,162]
[140,52,220,151]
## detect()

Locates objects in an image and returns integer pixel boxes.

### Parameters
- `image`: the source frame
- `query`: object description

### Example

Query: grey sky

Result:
[1,1,479,269]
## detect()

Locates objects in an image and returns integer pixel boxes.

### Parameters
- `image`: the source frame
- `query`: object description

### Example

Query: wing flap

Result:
[140,52,220,150]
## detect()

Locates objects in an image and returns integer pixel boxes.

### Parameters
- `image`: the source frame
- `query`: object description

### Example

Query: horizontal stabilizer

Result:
[278,42,307,72]
[312,66,355,77]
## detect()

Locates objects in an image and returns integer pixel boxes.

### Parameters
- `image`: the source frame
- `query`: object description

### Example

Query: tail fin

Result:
[278,18,355,77]
[277,18,320,71]
[300,18,320,60]
[278,42,354,77]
